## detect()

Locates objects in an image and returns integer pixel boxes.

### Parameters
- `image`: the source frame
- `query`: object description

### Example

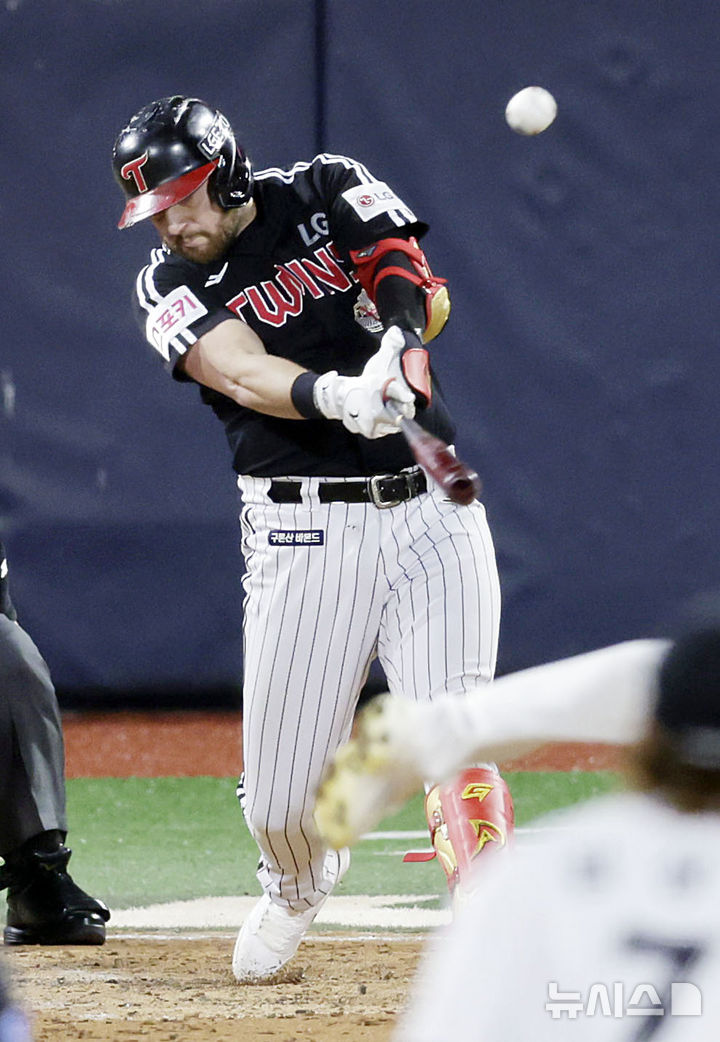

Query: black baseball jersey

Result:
[0,540,17,621]
[132,154,456,477]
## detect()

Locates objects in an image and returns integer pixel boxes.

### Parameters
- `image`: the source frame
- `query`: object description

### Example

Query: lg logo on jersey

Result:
[225,244,356,328]
[342,182,405,223]
[297,212,329,246]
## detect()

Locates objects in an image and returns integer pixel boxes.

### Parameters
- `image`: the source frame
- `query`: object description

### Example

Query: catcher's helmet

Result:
[112,96,253,229]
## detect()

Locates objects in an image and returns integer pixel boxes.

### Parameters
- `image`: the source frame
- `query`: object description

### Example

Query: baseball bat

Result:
[384,400,481,505]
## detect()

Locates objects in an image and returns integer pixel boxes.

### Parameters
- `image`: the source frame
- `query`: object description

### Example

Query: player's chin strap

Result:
[403,766,515,906]
[349,237,451,344]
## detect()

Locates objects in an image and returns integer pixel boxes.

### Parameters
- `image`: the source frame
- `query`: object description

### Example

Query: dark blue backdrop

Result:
[2,0,719,701]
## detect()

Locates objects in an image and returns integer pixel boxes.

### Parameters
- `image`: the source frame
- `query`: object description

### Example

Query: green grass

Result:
[65,777,256,908]
[507,769,623,825]
[59,771,624,910]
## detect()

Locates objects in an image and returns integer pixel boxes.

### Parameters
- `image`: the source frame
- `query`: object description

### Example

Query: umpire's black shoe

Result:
[1,846,110,945]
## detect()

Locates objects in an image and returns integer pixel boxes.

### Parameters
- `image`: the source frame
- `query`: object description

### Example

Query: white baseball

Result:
[505,86,557,135]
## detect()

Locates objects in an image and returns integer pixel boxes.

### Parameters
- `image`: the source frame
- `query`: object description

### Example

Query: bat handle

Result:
[384,399,413,428]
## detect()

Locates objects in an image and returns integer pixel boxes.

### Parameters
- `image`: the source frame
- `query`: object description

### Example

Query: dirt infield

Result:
[61,709,625,777]
[18,713,429,1041]
[6,934,423,1042]
[4,712,620,1040]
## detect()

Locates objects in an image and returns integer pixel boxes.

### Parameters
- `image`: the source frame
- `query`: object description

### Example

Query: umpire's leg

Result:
[0,615,109,944]
[0,615,67,852]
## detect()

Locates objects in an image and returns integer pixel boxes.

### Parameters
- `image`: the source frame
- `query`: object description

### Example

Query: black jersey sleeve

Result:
[310,155,428,253]
[132,248,233,376]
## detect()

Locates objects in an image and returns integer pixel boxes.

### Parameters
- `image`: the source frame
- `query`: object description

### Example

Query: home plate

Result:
[110,894,450,931]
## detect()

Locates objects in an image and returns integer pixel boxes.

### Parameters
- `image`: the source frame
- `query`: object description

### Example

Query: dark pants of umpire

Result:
[0,616,67,857]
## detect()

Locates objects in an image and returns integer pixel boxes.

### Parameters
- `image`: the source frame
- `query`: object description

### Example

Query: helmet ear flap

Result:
[212,135,253,209]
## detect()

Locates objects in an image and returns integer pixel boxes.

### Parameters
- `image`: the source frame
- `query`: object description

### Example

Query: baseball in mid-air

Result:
[505,86,557,135]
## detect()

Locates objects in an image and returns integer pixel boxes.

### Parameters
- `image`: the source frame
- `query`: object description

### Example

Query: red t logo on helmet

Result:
[121,153,150,193]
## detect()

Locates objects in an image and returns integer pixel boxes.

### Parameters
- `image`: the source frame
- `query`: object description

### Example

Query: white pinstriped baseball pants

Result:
[236,472,501,910]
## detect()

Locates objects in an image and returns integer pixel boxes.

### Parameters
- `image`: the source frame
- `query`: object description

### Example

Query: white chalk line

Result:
[363,826,566,840]
[107,827,557,932]
[110,893,450,932]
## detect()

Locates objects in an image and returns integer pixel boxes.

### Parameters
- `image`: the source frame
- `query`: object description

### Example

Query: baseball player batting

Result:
[112,96,510,982]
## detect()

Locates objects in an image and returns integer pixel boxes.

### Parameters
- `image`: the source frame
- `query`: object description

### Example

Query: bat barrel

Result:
[441,460,481,504]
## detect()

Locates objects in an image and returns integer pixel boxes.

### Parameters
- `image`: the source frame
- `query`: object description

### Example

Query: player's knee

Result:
[244,803,310,855]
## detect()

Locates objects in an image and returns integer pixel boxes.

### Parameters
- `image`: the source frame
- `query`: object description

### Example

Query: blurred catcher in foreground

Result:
[317,618,720,1039]
[315,637,667,849]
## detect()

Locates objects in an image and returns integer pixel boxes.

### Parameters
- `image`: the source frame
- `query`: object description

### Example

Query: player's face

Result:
[151,183,249,264]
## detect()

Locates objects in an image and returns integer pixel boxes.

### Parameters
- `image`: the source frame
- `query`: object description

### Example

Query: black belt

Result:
[268,468,427,509]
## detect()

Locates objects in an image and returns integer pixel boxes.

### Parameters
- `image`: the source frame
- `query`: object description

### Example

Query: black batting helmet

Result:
[112,96,253,229]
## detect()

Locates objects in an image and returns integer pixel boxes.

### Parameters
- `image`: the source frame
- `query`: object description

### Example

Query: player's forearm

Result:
[180,328,307,419]
[214,354,308,418]
[314,639,672,850]
[408,639,670,780]
[374,264,426,334]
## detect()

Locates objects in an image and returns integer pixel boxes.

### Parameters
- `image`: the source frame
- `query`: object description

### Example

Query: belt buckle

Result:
[369,474,403,509]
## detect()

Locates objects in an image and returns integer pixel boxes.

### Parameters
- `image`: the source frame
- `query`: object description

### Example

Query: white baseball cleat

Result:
[232,847,350,983]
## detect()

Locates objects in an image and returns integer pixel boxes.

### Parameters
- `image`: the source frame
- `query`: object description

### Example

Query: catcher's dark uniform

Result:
[130,155,501,916]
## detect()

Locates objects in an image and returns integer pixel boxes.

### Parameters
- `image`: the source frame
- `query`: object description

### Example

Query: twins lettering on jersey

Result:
[139,165,413,357]
[226,243,356,328]
[144,243,354,355]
